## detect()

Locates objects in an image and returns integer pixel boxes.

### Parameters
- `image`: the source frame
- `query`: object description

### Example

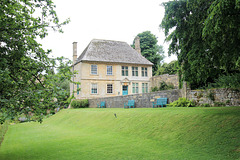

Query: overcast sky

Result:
[39,0,176,63]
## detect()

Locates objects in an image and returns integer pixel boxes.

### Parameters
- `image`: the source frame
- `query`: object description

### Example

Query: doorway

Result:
[122,85,128,95]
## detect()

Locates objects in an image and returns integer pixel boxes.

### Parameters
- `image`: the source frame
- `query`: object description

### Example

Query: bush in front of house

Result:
[71,99,89,108]
[168,98,195,107]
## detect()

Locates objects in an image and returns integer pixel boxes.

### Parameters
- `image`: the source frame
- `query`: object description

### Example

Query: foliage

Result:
[213,102,226,107]
[199,103,211,107]
[207,90,215,101]
[151,86,159,92]
[0,120,9,146]
[0,0,73,123]
[155,60,179,75]
[132,31,165,75]
[225,100,231,105]
[151,81,174,92]
[202,0,240,75]
[168,98,195,107]
[46,58,73,109]
[160,0,240,89]
[1,107,239,159]
[71,99,89,108]
[66,94,75,107]
[210,74,240,89]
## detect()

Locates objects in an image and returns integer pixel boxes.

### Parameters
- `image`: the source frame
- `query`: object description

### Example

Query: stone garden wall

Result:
[88,87,240,108]
[87,77,240,108]
[88,89,181,108]
[187,88,240,106]
[150,74,179,89]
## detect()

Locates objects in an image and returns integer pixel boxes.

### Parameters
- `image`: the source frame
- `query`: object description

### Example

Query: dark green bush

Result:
[208,73,240,89]
[168,98,195,107]
[71,99,89,108]
[200,103,211,107]
[151,86,159,92]
[216,74,240,89]
[50,110,55,115]
[207,90,215,101]
[159,81,174,90]
[225,100,231,105]
[213,102,225,107]
[151,81,175,92]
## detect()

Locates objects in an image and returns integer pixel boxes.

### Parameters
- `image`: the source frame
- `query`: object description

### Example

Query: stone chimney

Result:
[134,36,141,54]
[73,42,77,64]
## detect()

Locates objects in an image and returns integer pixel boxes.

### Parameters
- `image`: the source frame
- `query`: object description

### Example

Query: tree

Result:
[202,0,240,74]
[132,31,165,75]
[0,0,71,123]
[44,57,72,109]
[155,60,178,75]
[160,0,240,89]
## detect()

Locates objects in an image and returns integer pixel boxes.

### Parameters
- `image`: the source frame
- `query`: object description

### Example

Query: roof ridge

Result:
[91,39,127,44]
[74,39,153,66]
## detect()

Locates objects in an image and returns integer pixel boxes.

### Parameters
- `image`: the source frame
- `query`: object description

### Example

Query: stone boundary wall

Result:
[87,76,240,108]
[89,89,181,108]
[187,88,240,106]
[88,88,240,108]
[150,74,179,89]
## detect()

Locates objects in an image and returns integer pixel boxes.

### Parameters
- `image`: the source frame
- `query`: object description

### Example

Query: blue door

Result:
[122,86,128,95]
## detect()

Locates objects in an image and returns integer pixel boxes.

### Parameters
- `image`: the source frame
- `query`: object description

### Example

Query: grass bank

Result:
[0,121,9,146]
[0,107,239,160]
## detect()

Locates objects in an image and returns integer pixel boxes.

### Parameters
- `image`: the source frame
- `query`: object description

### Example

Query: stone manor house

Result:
[70,38,153,99]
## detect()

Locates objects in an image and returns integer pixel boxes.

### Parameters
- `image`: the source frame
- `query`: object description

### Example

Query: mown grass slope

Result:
[0,107,239,160]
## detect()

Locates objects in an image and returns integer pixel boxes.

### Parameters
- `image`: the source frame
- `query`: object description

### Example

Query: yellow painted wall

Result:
[71,62,152,99]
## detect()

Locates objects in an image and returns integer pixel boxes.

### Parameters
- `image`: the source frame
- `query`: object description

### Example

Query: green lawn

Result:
[0,107,239,160]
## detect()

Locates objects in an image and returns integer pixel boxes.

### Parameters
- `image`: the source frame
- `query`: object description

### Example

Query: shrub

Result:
[213,102,225,107]
[159,81,174,90]
[151,81,175,92]
[216,74,240,89]
[64,94,75,108]
[71,99,89,108]
[50,110,55,115]
[225,100,231,105]
[151,86,159,92]
[168,98,195,107]
[208,73,240,89]
[207,90,215,101]
[200,103,211,107]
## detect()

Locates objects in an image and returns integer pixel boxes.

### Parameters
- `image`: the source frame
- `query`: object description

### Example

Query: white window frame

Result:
[91,83,98,94]
[132,82,139,94]
[107,65,113,75]
[132,67,138,77]
[142,83,148,93]
[122,66,128,76]
[107,84,113,94]
[142,67,148,77]
[91,64,98,75]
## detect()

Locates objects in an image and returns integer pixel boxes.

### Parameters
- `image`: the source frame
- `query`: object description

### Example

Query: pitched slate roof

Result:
[75,39,153,65]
